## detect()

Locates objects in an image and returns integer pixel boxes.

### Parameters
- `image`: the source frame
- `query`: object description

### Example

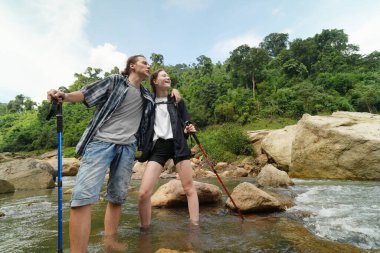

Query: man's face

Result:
[131,57,150,78]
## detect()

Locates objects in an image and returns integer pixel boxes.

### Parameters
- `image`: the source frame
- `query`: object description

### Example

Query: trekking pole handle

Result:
[185,121,200,144]
[56,101,63,133]
[47,99,63,133]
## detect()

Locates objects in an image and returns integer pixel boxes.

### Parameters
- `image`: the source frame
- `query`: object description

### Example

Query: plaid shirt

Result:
[75,74,154,155]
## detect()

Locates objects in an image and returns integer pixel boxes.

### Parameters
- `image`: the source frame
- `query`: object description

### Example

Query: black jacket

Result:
[138,96,191,162]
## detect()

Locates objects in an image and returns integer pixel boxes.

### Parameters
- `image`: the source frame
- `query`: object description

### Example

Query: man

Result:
[47,55,180,252]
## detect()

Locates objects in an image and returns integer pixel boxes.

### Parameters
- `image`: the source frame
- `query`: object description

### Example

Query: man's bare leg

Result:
[104,202,122,235]
[69,205,91,253]
[103,202,129,251]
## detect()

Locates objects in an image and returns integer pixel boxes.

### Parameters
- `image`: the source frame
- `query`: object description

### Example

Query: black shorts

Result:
[148,138,190,167]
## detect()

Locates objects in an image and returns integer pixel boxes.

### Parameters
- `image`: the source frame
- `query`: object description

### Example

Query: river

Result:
[0,177,379,252]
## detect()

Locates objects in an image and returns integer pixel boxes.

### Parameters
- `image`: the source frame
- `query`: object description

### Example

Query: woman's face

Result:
[154,71,171,89]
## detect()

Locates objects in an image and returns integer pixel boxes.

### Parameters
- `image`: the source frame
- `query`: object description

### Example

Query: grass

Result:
[241,117,298,131]
[194,117,297,163]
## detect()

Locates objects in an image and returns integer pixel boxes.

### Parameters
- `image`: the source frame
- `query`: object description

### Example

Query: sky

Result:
[0,0,379,103]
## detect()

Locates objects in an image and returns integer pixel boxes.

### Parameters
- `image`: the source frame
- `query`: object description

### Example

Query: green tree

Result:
[227,45,270,96]
[150,53,164,71]
[350,83,380,113]
[260,33,289,57]
[6,94,36,113]
[0,103,7,115]
[195,55,213,76]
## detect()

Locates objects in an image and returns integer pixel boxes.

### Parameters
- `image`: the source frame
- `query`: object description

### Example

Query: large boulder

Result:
[261,125,298,171]
[0,158,55,190]
[225,182,284,213]
[257,164,294,187]
[151,180,222,207]
[290,112,380,180]
[0,179,15,194]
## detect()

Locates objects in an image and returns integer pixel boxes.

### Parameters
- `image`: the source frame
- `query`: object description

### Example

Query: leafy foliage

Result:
[0,29,379,154]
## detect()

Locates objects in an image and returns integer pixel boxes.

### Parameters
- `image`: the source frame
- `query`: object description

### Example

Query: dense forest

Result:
[0,29,379,155]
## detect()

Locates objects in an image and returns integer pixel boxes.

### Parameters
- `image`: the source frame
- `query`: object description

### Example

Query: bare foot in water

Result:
[139,225,150,233]
[103,234,128,253]
[190,219,199,226]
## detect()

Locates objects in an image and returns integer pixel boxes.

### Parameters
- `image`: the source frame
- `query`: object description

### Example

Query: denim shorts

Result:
[70,140,136,207]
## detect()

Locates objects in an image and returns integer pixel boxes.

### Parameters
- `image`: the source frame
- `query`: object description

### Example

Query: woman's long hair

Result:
[149,68,164,95]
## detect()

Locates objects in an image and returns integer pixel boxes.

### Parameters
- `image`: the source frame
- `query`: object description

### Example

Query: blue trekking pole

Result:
[47,99,63,253]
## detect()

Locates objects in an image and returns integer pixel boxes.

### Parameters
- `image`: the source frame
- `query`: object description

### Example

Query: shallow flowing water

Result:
[0,177,379,252]
[287,179,380,251]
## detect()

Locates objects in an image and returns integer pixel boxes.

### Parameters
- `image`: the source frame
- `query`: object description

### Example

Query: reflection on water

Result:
[0,177,378,252]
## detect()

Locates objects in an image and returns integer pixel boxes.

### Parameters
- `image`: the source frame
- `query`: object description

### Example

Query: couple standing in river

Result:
[47,55,199,253]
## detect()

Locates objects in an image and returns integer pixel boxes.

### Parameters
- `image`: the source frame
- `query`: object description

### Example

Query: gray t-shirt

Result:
[94,84,143,144]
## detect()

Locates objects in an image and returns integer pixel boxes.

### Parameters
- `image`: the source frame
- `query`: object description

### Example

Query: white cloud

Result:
[210,33,262,62]
[89,43,127,72]
[347,15,380,55]
[0,0,127,103]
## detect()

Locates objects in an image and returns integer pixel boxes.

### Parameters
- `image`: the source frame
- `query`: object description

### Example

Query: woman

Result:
[138,69,199,229]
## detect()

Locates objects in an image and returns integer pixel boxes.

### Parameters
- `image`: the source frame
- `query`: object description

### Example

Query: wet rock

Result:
[225,182,284,213]
[293,210,313,219]
[151,179,222,207]
[0,179,15,194]
[276,195,295,209]
[0,158,55,190]
[0,211,5,217]
[257,164,294,188]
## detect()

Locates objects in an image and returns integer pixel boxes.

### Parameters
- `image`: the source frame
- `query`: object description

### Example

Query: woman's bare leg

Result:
[138,161,163,228]
[176,160,199,225]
